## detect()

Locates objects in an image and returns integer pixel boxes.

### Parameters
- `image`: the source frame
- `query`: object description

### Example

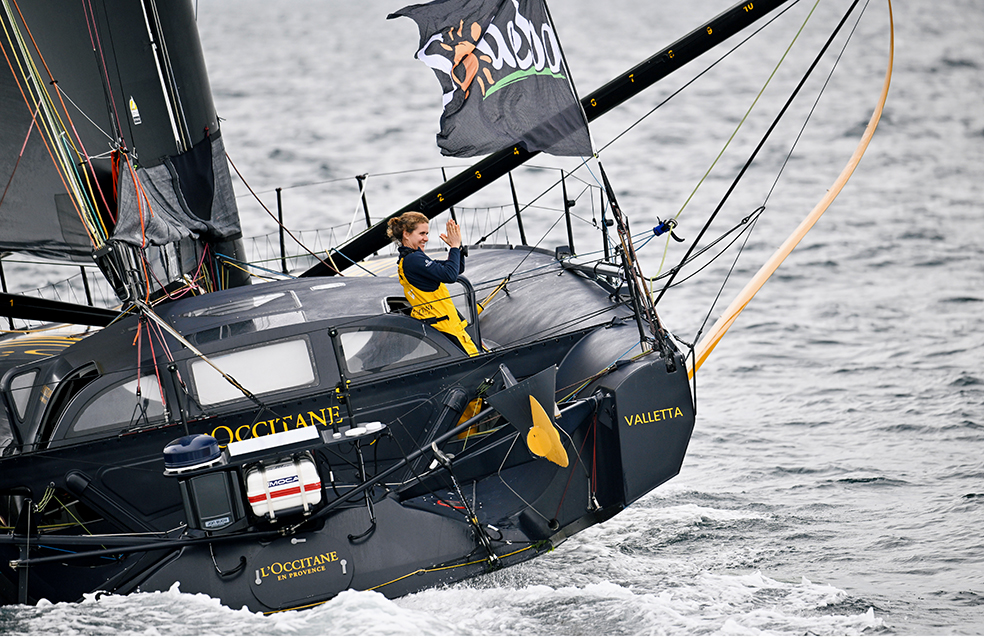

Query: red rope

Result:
[12,0,113,232]
[0,30,95,247]
[0,102,39,210]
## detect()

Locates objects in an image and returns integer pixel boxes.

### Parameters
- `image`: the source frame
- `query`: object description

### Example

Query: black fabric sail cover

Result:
[389,0,592,158]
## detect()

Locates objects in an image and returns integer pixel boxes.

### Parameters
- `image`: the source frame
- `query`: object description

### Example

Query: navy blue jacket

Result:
[398,246,465,293]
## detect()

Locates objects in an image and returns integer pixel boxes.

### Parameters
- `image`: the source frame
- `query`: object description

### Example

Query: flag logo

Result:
[390,0,592,158]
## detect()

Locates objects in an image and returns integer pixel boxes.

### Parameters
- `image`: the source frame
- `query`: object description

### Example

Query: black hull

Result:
[0,247,694,612]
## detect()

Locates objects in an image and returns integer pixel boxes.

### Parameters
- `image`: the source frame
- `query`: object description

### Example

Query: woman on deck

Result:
[387,211,479,356]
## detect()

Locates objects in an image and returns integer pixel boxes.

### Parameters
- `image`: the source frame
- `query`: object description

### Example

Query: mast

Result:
[302,0,795,277]
[0,0,249,309]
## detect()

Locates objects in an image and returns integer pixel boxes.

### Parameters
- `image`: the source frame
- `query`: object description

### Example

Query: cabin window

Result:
[193,311,307,345]
[181,291,300,318]
[339,329,446,375]
[37,363,99,447]
[9,370,37,420]
[191,338,316,406]
[70,375,166,435]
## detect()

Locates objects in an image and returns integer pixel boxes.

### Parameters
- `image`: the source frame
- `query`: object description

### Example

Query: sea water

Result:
[0,0,981,634]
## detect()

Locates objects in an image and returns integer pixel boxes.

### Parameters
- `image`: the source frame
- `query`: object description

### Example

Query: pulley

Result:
[653,219,685,242]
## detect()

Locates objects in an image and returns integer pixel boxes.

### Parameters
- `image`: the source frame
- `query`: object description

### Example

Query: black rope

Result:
[653,0,865,308]
[686,0,873,347]
[657,206,766,288]
[598,0,805,155]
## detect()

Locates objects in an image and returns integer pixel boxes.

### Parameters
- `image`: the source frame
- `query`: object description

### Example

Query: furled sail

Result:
[0,0,245,301]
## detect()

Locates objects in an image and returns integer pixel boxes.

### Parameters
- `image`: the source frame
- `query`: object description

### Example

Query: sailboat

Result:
[0,0,891,613]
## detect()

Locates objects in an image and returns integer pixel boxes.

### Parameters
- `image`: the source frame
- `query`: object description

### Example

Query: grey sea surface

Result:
[1,0,982,635]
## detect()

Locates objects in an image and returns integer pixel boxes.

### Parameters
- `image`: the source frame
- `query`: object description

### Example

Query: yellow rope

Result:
[370,544,535,591]
[653,0,821,278]
[51,493,98,538]
[0,1,106,247]
[266,544,539,614]
[689,0,894,377]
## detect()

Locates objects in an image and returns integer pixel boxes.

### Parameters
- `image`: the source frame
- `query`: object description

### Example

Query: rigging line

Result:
[143,245,211,302]
[245,165,456,197]
[51,494,97,538]
[123,159,155,297]
[74,524,188,539]
[142,315,169,417]
[688,4,874,351]
[58,134,107,240]
[645,206,765,281]
[356,546,539,599]
[0,99,39,210]
[653,0,865,308]
[0,7,102,248]
[763,1,874,206]
[6,0,112,234]
[73,149,112,240]
[475,163,595,244]
[147,0,191,148]
[655,207,767,288]
[570,1,803,270]
[215,253,294,281]
[654,0,820,279]
[57,133,106,243]
[494,432,551,524]
[553,423,596,520]
[467,158,630,287]
[318,246,377,278]
[343,175,369,242]
[0,15,68,170]
[596,0,804,156]
[674,0,820,224]
[82,0,125,146]
[137,0,184,153]
[34,483,55,512]
[54,87,115,145]
[145,312,177,364]
[475,193,583,285]
[691,209,764,354]
[690,0,893,377]
[557,340,642,403]
[6,0,54,83]
[225,152,342,276]
[133,299,266,409]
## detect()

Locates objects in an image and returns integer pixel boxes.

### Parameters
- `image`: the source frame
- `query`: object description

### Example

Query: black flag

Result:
[389,0,593,158]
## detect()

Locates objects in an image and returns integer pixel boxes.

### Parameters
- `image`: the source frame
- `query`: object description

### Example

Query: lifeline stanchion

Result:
[508,172,528,246]
[276,188,287,274]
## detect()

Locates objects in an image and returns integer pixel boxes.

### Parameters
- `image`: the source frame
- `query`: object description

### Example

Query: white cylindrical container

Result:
[244,453,323,520]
